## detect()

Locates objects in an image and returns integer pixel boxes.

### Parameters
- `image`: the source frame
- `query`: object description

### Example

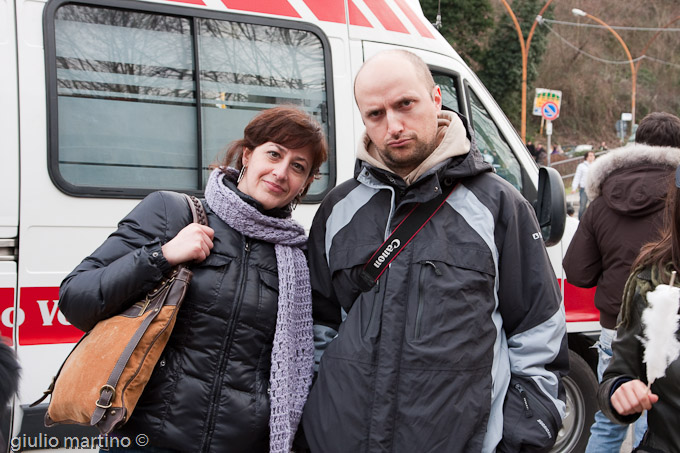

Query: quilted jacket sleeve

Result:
[58,192,189,332]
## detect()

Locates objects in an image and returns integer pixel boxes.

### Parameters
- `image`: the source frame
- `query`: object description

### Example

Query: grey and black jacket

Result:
[302,112,569,452]
[59,188,286,453]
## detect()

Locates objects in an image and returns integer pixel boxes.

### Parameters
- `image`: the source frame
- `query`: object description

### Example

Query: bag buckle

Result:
[96,385,116,409]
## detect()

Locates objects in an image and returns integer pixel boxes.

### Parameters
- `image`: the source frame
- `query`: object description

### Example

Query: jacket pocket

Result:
[497,375,561,453]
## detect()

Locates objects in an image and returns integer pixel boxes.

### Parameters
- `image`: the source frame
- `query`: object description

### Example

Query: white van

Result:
[0,0,599,451]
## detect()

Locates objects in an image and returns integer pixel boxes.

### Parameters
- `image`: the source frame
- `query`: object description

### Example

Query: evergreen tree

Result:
[420,0,493,71]
[479,0,553,127]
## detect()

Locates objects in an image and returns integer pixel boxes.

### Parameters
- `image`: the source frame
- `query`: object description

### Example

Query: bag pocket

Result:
[498,375,561,453]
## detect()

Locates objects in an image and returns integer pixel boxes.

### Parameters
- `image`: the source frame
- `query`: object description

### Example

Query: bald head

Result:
[352,49,442,178]
[354,50,436,102]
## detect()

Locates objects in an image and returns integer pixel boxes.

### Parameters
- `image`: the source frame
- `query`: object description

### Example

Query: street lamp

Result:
[499,0,556,144]
[571,8,636,124]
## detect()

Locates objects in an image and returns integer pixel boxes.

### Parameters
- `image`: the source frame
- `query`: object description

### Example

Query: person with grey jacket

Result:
[301,49,568,453]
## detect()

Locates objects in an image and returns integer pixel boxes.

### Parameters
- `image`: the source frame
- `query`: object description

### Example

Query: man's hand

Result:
[161,224,215,265]
[610,379,659,416]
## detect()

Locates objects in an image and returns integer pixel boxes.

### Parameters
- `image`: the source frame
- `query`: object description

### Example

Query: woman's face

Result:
[238,141,315,210]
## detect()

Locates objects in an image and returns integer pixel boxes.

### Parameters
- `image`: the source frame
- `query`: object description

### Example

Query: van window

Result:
[468,89,522,191]
[433,73,461,114]
[47,2,333,199]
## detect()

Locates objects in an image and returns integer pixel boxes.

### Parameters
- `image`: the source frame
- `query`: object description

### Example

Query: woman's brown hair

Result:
[631,175,680,281]
[219,106,328,202]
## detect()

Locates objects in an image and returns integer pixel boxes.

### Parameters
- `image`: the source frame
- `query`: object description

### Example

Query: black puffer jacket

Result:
[563,144,680,329]
[59,189,282,453]
[599,266,680,452]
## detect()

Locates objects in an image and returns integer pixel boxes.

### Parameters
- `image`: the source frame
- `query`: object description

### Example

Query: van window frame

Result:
[463,81,535,200]
[429,67,465,116]
[43,0,336,201]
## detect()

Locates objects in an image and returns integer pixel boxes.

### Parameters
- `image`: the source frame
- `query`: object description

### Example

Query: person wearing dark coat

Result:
[563,112,680,452]
[58,107,327,453]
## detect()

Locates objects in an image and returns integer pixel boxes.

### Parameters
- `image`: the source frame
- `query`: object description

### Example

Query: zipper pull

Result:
[244,239,250,252]
[515,383,533,418]
[424,260,442,276]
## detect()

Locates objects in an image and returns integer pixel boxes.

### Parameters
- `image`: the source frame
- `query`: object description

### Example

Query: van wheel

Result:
[551,350,598,452]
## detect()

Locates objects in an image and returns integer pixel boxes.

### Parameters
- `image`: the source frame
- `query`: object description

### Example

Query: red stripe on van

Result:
[393,0,434,38]
[348,0,372,27]
[166,0,206,5]
[560,279,599,323]
[0,288,14,345]
[364,0,408,33]
[303,0,345,23]
[221,0,301,17]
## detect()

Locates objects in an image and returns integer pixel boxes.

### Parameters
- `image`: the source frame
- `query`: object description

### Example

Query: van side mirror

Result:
[534,166,566,247]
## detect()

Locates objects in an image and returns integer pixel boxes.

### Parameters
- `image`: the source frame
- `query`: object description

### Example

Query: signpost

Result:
[541,102,560,166]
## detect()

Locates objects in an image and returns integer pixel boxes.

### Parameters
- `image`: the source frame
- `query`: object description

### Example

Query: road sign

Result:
[541,102,559,121]
[621,112,633,121]
[533,88,562,116]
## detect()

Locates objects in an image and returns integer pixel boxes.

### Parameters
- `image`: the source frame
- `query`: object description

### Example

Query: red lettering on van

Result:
[18,287,84,345]
[0,288,15,345]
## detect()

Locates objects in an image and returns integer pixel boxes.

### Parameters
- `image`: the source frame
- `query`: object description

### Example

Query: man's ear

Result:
[432,85,442,111]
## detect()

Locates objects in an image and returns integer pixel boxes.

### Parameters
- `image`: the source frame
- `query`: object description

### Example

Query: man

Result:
[301,50,568,452]
[563,112,680,453]
[572,150,596,219]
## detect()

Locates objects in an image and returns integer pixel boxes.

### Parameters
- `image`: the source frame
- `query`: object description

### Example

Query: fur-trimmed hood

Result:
[585,143,680,217]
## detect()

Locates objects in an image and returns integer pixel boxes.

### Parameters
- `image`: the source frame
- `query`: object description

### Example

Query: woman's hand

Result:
[161,224,215,265]
[610,379,659,416]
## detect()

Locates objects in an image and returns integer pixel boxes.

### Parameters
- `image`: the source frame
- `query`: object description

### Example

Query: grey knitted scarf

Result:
[204,167,314,453]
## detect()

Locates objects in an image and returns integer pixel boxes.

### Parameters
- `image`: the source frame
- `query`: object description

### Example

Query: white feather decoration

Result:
[642,272,680,386]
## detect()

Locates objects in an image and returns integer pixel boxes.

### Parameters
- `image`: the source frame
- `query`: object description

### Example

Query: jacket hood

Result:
[585,144,680,217]
[355,110,492,185]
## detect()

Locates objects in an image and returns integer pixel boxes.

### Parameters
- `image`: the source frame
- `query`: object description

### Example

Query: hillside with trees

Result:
[421,0,680,149]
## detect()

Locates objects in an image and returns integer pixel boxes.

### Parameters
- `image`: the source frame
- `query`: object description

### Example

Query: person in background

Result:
[0,339,20,453]
[600,141,608,151]
[598,163,680,452]
[571,150,596,219]
[563,111,680,452]
[301,49,568,453]
[59,106,328,453]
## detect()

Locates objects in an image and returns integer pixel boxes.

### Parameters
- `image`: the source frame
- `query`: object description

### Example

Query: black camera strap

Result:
[359,183,458,291]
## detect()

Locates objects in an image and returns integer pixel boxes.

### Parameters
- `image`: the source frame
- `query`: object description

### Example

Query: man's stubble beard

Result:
[378,134,438,177]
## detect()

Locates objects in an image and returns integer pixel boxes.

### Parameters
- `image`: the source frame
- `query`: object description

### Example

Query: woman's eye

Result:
[292,163,306,173]
[267,150,280,158]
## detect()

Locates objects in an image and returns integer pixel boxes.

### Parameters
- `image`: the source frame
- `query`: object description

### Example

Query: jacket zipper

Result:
[514,383,534,418]
[414,261,442,339]
[201,238,251,451]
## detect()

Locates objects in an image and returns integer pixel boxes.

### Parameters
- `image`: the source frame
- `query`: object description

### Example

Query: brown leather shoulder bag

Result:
[32,193,207,434]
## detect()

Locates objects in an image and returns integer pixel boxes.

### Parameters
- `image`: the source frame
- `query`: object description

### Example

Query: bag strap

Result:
[358,183,458,292]
[91,194,206,424]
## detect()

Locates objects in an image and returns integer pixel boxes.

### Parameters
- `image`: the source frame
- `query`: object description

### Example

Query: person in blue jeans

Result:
[587,327,646,452]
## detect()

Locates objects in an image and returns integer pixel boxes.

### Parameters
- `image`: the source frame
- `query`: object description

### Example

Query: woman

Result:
[59,106,328,453]
[598,166,680,453]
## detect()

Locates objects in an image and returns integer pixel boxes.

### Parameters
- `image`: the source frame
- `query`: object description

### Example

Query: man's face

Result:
[355,55,442,177]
